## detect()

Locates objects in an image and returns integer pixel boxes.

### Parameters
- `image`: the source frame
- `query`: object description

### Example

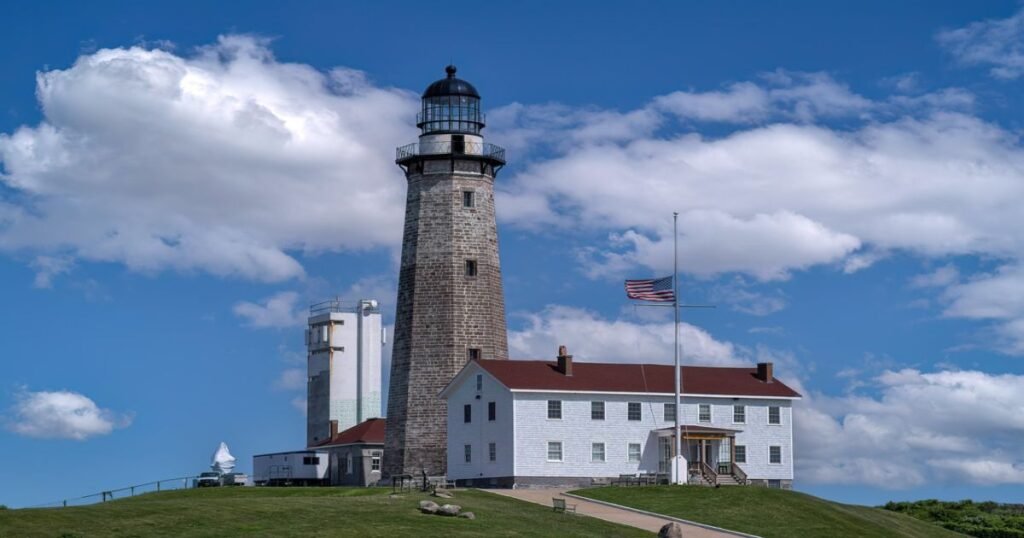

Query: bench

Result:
[552,497,577,514]
[426,475,456,492]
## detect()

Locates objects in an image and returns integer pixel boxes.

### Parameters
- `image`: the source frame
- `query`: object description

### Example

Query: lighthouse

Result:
[384,66,509,477]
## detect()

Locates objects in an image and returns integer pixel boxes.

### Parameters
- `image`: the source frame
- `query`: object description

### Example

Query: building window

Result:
[592,442,606,462]
[469,349,482,362]
[768,479,782,489]
[547,400,562,419]
[769,446,782,464]
[628,402,641,421]
[628,443,642,463]
[734,405,746,424]
[547,441,563,462]
[488,401,496,421]
[463,190,475,208]
[371,451,381,472]
[303,456,320,465]
[465,259,478,277]
[489,442,496,462]
[464,404,472,423]
[346,453,353,474]
[591,401,605,420]
[464,444,472,463]
[734,445,746,463]
[699,404,711,423]
[664,403,676,422]
[768,406,781,425]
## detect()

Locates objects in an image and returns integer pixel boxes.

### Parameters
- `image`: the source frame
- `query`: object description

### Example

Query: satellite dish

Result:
[211,442,236,474]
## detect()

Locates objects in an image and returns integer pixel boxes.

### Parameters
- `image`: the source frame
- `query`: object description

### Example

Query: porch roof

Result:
[653,425,741,438]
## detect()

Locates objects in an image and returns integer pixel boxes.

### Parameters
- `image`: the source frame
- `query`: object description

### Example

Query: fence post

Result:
[131,486,135,497]
[62,500,67,508]
[157,481,161,492]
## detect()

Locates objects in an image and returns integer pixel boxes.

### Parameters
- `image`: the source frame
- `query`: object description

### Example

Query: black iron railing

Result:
[395,141,505,163]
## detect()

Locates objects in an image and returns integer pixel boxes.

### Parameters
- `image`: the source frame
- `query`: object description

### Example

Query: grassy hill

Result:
[0,487,649,538]
[572,486,968,538]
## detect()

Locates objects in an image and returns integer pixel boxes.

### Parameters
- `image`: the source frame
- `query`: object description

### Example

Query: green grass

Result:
[0,487,650,538]
[572,486,968,538]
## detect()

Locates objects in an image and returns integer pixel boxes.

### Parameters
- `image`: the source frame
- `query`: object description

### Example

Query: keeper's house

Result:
[441,347,801,489]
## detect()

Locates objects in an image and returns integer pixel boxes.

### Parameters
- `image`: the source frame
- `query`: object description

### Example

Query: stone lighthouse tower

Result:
[385,66,508,477]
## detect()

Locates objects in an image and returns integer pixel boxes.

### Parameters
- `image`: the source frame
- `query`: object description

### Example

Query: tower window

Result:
[465,260,478,277]
[462,190,475,208]
[469,348,482,362]
[452,134,465,154]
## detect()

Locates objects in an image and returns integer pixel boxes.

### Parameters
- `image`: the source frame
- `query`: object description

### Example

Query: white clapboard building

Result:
[441,347,801,489]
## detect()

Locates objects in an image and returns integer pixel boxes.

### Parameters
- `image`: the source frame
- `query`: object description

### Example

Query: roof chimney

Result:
[756,362,774,383]
[329,419,339,439]
[556,345,573,376]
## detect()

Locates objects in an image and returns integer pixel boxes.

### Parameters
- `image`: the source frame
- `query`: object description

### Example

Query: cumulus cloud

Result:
[508,305,744,365]
[233,290,305,328]
[0,35,417,282]
[496,73,1024,351]
[796,369,1024,487]
[274,368,306,391]
[7,389,132,440]
[938,8,1024,79]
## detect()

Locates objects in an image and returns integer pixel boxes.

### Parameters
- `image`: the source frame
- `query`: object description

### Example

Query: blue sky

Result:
[2,0,1024,507]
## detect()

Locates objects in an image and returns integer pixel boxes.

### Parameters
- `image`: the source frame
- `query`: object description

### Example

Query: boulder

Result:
[433,490,454,499]
[437,504,462,517]
[658,522,685,538]
[457,511,476,520]
[419,500,439,514]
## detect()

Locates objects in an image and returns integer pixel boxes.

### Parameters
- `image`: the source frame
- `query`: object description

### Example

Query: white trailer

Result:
[252,450,329,486]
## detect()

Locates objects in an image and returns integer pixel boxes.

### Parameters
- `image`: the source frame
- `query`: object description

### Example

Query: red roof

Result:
[314,418,386,447]
[474,360,801,398]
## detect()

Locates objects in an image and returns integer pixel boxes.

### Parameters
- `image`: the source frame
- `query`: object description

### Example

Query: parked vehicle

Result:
[194,471,221,487]
[220,472,247,486]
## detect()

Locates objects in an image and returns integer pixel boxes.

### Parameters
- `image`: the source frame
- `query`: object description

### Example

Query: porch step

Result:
[716,475,741,486]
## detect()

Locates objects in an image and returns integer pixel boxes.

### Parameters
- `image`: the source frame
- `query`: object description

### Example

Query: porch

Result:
[653,426,748,486]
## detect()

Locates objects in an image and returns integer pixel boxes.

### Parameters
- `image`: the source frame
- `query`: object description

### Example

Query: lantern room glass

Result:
[419,95,484,135]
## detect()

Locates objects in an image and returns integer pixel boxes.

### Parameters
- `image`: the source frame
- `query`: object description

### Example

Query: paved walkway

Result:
[488,488,738,537]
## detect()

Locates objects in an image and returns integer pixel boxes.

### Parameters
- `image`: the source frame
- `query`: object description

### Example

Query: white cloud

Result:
[0,35,416,282]
[938,8,1024,79]
[274,368,306,391]
[910,264,960,288]
[290,396,307,415]
[709,277,787,316]
[797,368,1024,487]
[508,305,744,366]
[233,291,304,328]
[7,389,132,440]
[496,76,1024,352]
[29,255,74,288]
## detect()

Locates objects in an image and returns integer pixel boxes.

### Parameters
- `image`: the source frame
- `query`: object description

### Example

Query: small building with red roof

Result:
[311,417,386,486]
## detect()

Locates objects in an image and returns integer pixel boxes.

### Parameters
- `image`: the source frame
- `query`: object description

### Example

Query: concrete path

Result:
[487,488,740,537]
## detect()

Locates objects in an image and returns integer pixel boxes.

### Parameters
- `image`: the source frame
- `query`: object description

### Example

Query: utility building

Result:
[385,66,509,478]
[306,298,384,447]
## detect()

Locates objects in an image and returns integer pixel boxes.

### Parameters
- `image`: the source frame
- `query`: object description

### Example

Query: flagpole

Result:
[673,211,681,486]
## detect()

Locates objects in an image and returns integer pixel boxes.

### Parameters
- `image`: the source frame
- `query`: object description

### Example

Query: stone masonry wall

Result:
[384,157,508,478]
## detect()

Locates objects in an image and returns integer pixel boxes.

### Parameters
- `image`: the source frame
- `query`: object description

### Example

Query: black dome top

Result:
[422,65,480,99]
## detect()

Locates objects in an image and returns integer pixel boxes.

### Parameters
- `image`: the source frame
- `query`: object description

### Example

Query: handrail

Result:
[395,141,506,163]
[700,461,718,485]
[26,475,199,509]
[732,462,748,485]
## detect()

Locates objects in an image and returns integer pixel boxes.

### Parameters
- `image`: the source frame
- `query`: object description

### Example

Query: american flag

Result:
[624,276,675,302]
